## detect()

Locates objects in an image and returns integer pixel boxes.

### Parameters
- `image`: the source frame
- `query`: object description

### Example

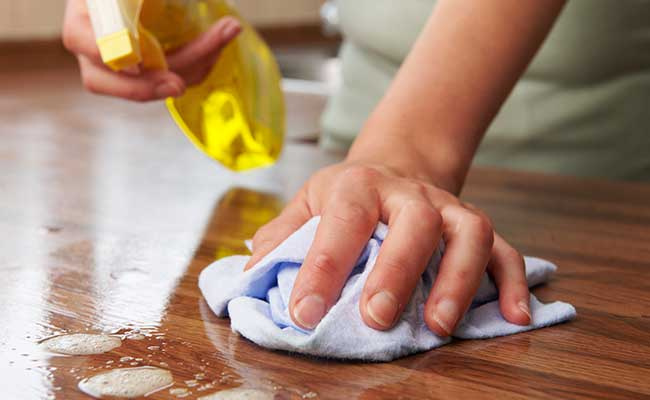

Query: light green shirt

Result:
[321,0,650,180]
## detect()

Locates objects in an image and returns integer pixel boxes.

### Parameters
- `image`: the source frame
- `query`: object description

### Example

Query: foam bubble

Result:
[199,388,274,400]
[78,367,173,398]
[40,334,122,355]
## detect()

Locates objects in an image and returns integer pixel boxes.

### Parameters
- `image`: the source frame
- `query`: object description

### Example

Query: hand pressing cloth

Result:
[199,217,576,361]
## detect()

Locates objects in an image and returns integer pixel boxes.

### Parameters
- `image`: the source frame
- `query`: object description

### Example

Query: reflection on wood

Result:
[199,188,284,261]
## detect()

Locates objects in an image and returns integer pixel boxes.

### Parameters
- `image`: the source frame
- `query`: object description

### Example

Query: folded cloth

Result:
[199,217,576,361]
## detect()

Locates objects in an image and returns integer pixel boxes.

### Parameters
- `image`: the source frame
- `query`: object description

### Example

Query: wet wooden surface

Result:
[2,56,650,400]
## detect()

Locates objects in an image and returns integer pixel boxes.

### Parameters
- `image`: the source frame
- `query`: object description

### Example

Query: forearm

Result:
[347,0,565,194]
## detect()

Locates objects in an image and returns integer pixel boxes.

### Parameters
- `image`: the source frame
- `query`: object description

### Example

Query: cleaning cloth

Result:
[199,217,576,361]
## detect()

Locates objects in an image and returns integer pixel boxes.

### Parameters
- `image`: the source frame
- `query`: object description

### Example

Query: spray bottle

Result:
[86,0,285,171]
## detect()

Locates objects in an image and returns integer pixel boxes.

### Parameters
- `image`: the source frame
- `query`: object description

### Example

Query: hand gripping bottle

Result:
[86,0,285,171]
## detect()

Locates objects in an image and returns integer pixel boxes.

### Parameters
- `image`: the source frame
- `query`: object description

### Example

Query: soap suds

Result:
[40,334,122,355]
[125,333,146,340]
[170,387,191,398]
[78,367,173,398]
[199,388,274,400]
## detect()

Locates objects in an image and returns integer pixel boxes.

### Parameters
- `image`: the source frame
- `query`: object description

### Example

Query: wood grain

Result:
[1,58,649,400]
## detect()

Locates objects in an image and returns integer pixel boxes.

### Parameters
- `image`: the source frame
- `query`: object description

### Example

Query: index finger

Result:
[288,167,381,329]
[62,0,103,63]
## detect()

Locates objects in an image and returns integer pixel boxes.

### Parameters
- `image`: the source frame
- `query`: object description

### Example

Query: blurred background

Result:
[0,0,344,142]
[0,0,342,81]
[0,0,330,39]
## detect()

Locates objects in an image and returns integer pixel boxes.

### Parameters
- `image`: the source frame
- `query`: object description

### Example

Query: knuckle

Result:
[309,252,341,278]
[438,191,461,206]
[495,247,528,287]
[252,224,272,245]
[340,165,380,186]
[404,200,442,231]
[378,255,412,278]
[88,47,102,62]
[462,201,479,212]
[452,266,478,283]
[464,212,494,248]
[81,73,99,94]
[502,246,524,267]
[408,180,432,198]
[62,19,87,55]
[124,87,147,102]
[330,200,375,229]
[61,29,75,52]
[61,18,80,52]
[126,88,152,103]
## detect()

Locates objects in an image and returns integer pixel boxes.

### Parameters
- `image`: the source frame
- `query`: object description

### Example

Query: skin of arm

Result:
[349,0,567,194]
[247,0,567,336]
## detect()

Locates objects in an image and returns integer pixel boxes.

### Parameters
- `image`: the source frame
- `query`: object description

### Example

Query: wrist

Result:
[346,133,466,195]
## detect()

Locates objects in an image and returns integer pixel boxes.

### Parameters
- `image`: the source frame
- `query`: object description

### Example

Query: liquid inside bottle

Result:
[140,0,285,171]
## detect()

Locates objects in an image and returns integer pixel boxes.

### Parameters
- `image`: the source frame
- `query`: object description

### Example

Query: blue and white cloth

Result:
[199,217,576,361]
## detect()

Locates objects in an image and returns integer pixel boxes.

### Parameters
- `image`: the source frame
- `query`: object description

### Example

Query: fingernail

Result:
[155,81,182,98]
[367,291,399,328]
[518,300,532,322]
[293,295,326,330]
[431,299,459,336]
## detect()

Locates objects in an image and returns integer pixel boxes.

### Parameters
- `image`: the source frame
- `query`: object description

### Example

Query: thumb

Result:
[166,16,242,71]
[244,196,312,271]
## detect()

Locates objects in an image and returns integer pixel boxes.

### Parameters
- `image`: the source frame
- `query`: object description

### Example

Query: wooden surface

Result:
[2,61,650,400]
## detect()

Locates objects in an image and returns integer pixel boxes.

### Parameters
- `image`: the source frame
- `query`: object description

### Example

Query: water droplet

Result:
[119,356,134,363]
[147,346,160,351]
[41,226,63,234]
[110,268,149,282]
[197,383,215,392]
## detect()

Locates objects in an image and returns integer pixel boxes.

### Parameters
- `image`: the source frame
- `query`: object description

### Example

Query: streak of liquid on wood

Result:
[1,61,649,399]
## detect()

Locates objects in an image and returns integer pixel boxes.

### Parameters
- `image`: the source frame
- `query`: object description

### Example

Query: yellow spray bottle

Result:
[86,0,285,171]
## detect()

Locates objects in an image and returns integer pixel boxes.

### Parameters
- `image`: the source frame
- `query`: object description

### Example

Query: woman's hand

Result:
[244,160,532,336]
[246,0,564,335]
[62,0,241,101]
[248,0,563,335]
